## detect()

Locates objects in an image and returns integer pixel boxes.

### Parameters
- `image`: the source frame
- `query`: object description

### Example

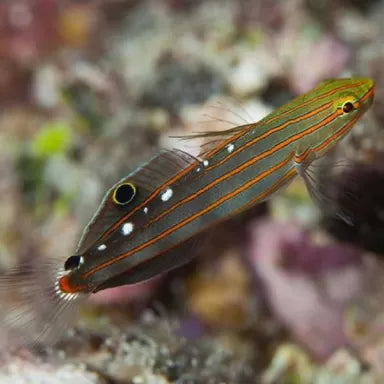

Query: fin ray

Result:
[0,258,87,353]
[171,123,255,157]
[296,152,355,224]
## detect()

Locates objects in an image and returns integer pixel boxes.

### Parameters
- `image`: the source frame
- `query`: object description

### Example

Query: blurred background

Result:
[1,0,384,382]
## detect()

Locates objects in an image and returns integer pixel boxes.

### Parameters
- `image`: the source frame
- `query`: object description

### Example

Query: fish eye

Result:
[342,101,355,113]
[64,255,84,271]
[112,182,136,205]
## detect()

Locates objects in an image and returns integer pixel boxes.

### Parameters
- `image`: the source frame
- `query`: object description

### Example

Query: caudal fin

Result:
[0,258,88,354]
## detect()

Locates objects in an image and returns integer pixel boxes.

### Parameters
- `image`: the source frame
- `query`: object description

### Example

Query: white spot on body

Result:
[97,244,107,251]
[203,160,209,167]
[143,207,148,214]
[227,143,234,153]
[122,222,134,236]
[161,187,173,202]
[196,167,201,172]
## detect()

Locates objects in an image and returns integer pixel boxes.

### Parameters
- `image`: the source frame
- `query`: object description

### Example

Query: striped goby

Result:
[0,77,375,347]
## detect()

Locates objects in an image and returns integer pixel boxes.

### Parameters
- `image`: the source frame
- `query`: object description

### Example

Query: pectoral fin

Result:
[295,147,354,225]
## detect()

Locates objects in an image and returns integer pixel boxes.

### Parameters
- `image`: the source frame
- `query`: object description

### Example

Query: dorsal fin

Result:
[76,149,198,254]
[171,123,254,157]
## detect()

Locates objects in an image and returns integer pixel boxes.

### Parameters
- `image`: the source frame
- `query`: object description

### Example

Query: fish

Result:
[0,77,375,348]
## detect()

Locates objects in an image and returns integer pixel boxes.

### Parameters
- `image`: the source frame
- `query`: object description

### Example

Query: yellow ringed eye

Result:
[112,182,136,205]
[342,101,355,113]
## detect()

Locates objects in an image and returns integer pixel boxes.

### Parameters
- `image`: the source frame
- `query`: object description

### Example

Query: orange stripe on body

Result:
[98,101,331,243]
[83,153,295,278]
[204,101,333,172]
[85,108,344,278]
[314,113,360,154]
[314,86,375,154]
[88,166,298,285]
[236,167,297,214]
[95,83,369,247]
[99,159,199,241]
[294,148,313,164]
[145,108,342,227]
[259,82,364,125]
[203,81,364,159]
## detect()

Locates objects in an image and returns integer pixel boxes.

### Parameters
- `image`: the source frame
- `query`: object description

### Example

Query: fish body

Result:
[0,77,375,347]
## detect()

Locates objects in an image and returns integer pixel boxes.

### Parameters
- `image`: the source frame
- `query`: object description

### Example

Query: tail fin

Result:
[0,257,88,354]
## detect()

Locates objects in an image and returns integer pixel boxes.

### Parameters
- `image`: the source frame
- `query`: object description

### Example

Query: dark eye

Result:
[113,182,136,205]
[342,102,354,113]
[64,255,83,271]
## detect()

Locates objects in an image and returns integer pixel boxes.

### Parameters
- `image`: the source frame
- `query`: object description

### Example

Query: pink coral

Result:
[248,219,363,359]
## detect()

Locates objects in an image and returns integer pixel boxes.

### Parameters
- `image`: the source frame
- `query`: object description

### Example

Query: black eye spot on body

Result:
[112,182,136,205]
[342,102,354,113]
[64,255,83,271]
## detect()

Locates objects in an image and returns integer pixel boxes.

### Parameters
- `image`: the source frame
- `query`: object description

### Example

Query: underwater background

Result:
[1,0,384,382]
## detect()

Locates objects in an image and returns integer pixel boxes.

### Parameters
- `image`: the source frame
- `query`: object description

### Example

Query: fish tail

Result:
[0,257,88,353]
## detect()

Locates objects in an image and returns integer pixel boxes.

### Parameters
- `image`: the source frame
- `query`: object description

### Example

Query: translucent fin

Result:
[168,96,264,157]
[206,99,253,125]
[77,149,198,254]
[172,123,250,139]
[171,123,254,157]
[0,258,87,354]
[296,154,355,224]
